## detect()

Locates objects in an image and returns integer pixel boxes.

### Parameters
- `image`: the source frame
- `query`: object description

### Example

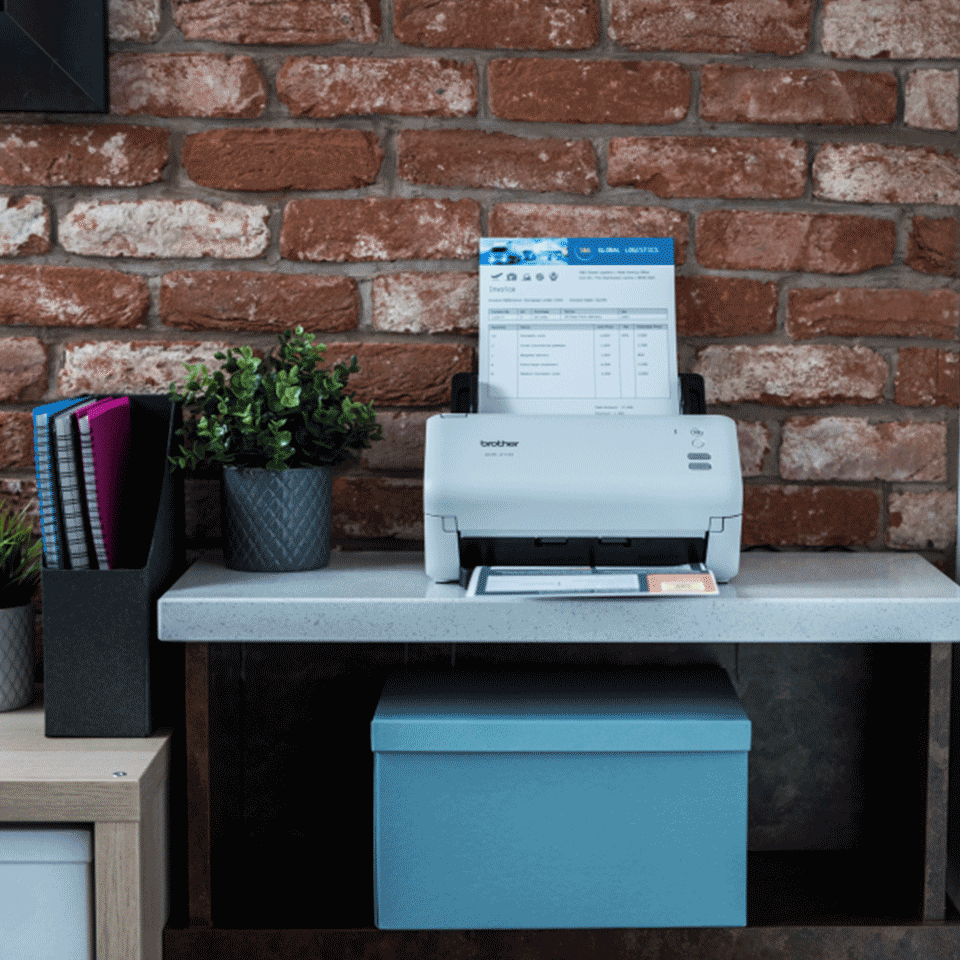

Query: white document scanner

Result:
[424,412,744,585]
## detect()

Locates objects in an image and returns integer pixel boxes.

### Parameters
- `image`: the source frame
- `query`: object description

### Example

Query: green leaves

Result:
[169,326,382,471]
[0,502,40,608]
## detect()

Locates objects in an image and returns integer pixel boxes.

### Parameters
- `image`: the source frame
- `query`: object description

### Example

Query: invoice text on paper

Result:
[478,238,678,416]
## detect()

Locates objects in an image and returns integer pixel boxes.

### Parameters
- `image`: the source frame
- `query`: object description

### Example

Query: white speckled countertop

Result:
[157,550,960,644]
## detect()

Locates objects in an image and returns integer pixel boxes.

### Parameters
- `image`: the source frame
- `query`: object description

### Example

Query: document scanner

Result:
[424,412,743,584]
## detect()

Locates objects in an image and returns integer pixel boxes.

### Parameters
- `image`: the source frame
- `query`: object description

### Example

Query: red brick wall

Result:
[1,0,958,563]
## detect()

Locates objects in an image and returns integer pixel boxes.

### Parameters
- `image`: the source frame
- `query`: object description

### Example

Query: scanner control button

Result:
[688,453,711,460]
[689,463,712,470]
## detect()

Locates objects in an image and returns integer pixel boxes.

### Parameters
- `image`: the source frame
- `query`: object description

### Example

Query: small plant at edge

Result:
[0,502,41,609]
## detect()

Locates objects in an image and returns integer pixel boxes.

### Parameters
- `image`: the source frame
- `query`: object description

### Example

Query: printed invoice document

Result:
[478,237,678,416]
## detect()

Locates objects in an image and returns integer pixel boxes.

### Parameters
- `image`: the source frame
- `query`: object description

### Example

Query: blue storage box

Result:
[372,667,751,930]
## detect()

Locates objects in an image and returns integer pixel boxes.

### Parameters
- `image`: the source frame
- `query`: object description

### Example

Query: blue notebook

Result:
[32,397,91,569]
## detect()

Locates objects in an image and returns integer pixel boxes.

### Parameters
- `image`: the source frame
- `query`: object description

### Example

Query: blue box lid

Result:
[371,667,750,753]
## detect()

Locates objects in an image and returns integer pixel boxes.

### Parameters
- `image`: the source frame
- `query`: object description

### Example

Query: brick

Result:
[907,216,958,276]
[814,144,960,205]
[281,199,480,263]
[372,272,478,334]
[161,271,358,333]
[610,0,813,54]
[787,288,958,340]
[822,0,960,59]
[905,70,959,130]
[173,0,380,44]
[700,65,897,125]
[887,491,956,551]
[394,0,598,50]
[742,485,879,548]
[332,476,422,540]
[0,337,46,402]
[0,412,34,471]
[895,349,959,407]
[61,200,270,260]
[608,137,805,199]
[183,129,383,191]
[360,411,431,470]
[780,417,945,482]
[398,130,597,194]
[676,277,777,337]
[0,481,40,528]
[278,57,476,119]
[59,340,234,395]
[322,342,474,406]
[693,344,887,407]
[0,266,149,329]
[736,420,770,477]
[0,125,167,187]
[489,59,688,124]
[490,204,688,264]
[109,0,160,40]
[110,53,266,118]
[0,196,49,256]
[696,211,895,274]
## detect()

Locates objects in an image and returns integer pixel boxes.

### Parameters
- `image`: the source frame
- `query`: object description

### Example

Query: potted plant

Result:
[0,502,40,711]
[169,326,382,572]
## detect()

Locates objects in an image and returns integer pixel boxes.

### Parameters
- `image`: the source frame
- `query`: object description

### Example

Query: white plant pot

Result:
[0,604,33,712]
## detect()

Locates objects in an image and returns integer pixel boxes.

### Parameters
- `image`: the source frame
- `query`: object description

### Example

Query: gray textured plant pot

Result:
[0,603,34,711]
[222,465,333,573]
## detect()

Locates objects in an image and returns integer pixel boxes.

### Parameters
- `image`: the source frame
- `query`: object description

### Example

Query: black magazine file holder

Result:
[42,395,185,737]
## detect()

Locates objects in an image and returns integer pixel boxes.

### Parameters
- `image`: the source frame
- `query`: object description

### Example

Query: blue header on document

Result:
[479,237,674,267]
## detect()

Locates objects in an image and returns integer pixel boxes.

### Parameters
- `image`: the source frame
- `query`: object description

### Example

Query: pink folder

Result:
[77,397,131,569]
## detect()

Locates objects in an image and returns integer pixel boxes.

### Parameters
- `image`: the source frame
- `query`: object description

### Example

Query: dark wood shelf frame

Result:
[171,639,953,955]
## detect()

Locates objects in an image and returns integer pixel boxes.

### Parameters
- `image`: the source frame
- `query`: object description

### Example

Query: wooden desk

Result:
[160,550,960,959]
[0,702,170,960]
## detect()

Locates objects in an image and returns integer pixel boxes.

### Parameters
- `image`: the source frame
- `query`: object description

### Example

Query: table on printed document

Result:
[157,550,960,645]
[486,308,673,402]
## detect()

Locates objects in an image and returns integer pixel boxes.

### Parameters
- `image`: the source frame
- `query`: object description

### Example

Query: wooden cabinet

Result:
[0,703,170,960]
